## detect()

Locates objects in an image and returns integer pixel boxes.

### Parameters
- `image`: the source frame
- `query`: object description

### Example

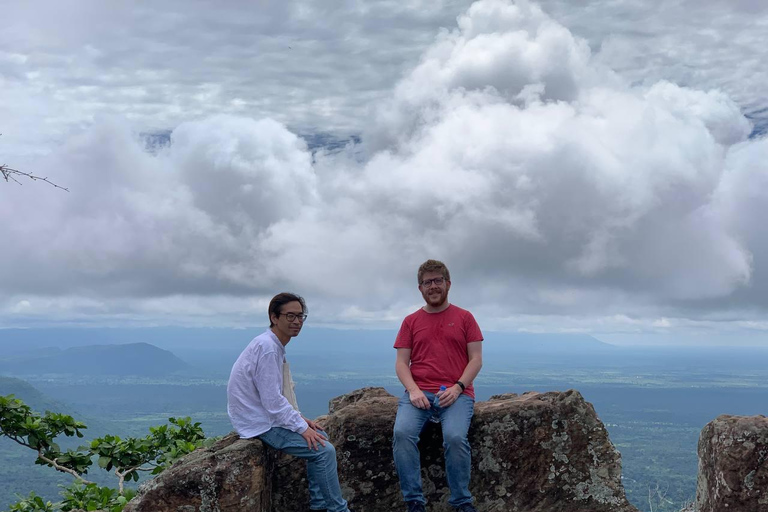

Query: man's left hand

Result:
[436,384,463,408]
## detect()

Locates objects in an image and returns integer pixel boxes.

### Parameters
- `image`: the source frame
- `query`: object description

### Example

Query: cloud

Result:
[0,0,478,159]
[2,0,767,336]
[538,0,768,129]
[350,0,754,306]
[3,0,766,160]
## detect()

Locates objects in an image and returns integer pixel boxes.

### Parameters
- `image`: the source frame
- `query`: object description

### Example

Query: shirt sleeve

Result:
[464,311,484,343]
[253,351,308,434]
[394,317,414,349]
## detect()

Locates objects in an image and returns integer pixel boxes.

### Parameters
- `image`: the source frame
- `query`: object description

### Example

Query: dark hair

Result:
[417,259,451,284]
[268,292,307,327]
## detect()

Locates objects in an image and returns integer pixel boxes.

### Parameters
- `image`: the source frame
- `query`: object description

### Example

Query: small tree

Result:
[0,395,207,511]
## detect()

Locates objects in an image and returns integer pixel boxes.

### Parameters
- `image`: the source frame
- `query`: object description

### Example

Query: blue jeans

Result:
[258,427,350,512]
[392,391,475,507]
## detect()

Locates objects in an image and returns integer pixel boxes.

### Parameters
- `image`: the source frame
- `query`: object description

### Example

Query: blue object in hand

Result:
[429,385,447,423]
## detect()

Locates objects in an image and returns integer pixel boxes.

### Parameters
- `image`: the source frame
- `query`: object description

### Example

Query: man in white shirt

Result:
[227,292,352,512]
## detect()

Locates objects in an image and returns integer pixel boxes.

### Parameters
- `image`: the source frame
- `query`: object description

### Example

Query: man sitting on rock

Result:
[227,292,353,512]
[393,260,484,512]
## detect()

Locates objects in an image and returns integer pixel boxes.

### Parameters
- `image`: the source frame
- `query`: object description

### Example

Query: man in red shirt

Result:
[393,259,483,512]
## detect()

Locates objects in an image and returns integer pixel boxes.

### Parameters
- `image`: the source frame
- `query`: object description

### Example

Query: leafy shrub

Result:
[1,395,206,511]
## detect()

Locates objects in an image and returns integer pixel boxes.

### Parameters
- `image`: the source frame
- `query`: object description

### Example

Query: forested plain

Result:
[2,328,767,512]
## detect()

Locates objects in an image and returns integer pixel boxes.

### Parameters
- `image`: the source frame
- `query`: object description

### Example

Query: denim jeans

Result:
[392,391,475,507]
[258,427,350,512]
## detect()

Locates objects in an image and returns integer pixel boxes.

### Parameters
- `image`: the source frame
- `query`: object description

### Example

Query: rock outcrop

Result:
[125,387,638,512]
[695,414,768,512]
[123,433,272,512]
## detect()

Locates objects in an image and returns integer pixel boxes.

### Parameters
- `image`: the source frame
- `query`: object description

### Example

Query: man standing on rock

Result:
[227,292,353,512]
[393,260,484,512]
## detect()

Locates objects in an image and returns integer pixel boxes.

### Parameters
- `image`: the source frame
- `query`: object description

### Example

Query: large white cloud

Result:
[1,0,767,335]
[348,0,754,302]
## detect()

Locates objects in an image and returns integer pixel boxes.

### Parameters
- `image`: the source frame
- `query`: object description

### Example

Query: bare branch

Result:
[1,163,69,192]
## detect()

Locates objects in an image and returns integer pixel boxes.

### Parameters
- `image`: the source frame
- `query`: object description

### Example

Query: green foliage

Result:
[1,395,206,511]
[60,482,133,512]
[90,416,205,481]
[0,395,90,475]
[7,492,54,512]
[150,417,206,472]
[39,450,93,476]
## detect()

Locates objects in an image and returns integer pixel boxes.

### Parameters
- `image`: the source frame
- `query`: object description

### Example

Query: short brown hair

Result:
[268,292,307,327]
[417,259,450,284]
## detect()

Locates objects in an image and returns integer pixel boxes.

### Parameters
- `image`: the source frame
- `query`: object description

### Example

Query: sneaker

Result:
[406,501,426,512]
[456,504,478,512]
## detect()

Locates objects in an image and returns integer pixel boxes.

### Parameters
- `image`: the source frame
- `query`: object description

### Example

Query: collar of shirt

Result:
[264,329,286,357]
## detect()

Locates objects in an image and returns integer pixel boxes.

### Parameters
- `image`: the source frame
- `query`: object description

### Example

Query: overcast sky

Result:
[2,0,767,344]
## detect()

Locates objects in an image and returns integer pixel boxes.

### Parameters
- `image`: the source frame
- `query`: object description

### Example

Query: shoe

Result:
[456,504,478,512]
[406,501,426,512]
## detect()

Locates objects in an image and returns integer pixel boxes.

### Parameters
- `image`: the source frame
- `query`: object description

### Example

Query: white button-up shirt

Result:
[227,329,308,438]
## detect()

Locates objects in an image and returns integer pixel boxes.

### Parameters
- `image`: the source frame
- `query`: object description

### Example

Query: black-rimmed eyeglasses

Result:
[281,313,308,322]
[420,277,446,287]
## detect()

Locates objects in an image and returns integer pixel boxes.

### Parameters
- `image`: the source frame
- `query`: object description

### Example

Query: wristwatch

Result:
[455,380,466,391]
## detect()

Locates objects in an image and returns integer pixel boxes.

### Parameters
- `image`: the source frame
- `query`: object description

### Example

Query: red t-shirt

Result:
[394,304,483,399]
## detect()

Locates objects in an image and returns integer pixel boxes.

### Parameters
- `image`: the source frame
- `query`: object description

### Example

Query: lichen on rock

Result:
[695,414,768,512]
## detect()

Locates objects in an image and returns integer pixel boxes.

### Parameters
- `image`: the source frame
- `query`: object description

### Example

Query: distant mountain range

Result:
[0,326,614,354]
[0,342,189,377]
[0,327,619,377]
[483,332,615,353]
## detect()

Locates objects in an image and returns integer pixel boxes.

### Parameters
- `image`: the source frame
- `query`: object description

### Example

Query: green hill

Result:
[0,375,65,412]
[0,342,189,377]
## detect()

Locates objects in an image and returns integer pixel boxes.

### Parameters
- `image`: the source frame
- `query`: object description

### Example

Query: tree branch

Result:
[115,468,125,495]
[37,450,92,484]
[114,463,155,494]
[1,164,69,192]
[7,436,34,449]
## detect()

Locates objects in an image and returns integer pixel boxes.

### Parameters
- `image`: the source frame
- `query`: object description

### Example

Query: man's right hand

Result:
[301,427,327,450]
[408,389,431,409]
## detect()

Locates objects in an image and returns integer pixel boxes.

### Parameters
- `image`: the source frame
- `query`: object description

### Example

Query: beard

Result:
[422,288,448,308]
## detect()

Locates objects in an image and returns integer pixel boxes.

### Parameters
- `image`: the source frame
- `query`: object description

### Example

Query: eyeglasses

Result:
[420,277,446,287]
[281,313,308,322]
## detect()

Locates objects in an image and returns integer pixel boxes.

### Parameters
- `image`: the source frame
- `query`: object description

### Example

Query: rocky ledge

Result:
[125,387,637,512]
[695,414,768,512]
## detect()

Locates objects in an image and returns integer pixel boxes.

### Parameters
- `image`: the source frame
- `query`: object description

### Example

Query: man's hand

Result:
[303,417,323,432]
[301,427,327,450]
[436,384,462,408]
[409,388,431,409]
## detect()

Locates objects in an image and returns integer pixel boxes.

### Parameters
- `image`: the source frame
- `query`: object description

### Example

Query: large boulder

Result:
[695,414,768,512]
[126,387,638,512]
[123,432,272,512]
